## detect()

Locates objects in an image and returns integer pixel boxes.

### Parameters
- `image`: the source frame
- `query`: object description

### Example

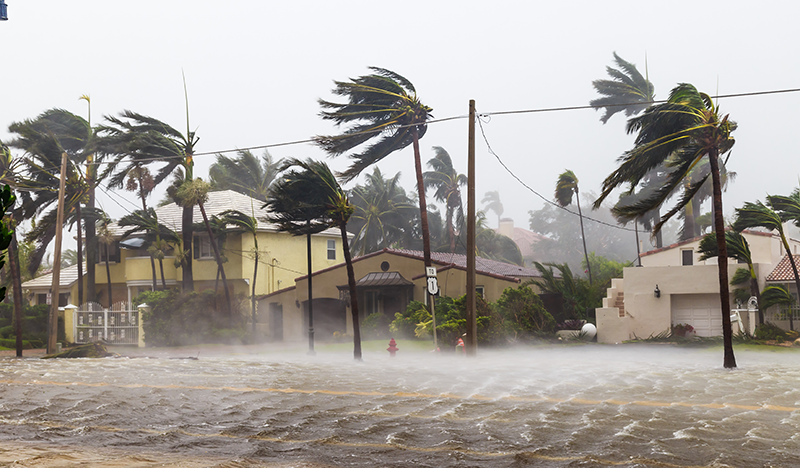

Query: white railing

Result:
[74,301,139,345]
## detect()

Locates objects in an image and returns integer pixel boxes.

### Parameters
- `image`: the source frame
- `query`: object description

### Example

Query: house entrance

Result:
[74,301,140,345]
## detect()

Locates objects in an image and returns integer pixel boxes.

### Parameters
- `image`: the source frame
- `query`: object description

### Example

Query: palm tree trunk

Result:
[252,249,258,335]
[198,202,232,318]
[779,237,799,331]
[341,222,362,361]
[159,258,167,289]
[9,232,24,357]
[149,257,157,291]
[708,150,736,368]
[447,208,455,253]
[86,174,96,303]
[411,127,432,268]
[634,217,641,267]
[76,204,83,306]
[576,195,592,285]
[181,204,194,292]
[105,248,112,308]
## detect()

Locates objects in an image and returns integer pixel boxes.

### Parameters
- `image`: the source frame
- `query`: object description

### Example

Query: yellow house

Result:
[22,190,345,322]
[258,248,547,342]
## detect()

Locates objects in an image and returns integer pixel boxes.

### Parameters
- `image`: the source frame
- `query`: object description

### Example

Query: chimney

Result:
[498,218,514,237]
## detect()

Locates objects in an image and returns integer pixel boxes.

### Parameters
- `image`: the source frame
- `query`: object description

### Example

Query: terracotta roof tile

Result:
[767,254,800,282]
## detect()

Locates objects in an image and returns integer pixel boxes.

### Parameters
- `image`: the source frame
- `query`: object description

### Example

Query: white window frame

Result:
[327,239,336,260]
[197,235,215,259]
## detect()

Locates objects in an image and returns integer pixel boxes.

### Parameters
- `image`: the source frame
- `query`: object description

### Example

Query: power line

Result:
[475,113,636,232]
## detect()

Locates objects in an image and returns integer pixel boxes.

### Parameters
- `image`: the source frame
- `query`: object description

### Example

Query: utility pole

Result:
[47,152,68,354]
[466,100,477,356]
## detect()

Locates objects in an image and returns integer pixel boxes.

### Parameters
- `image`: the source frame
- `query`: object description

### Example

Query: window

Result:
[475,286,485,299]
[193,235,217,259]
[681,249,693,266]
[364,290,378,315]
[98,241,120,263]
[327,239,336,260]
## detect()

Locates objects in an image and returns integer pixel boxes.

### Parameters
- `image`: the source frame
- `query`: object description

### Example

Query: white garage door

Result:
[671,294,723,337]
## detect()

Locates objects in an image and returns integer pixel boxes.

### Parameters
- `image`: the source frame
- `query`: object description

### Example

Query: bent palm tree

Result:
[314,67,435,278]
[697,230,762,324]
[591,52,655,124]
[481,190,504,227]
[732,200,798,330]
[349,168,416,256]
[555,170,592,285]
[424,147,467,253]
[220,208,262,334]
[594,83,738,368]
[209,150,281,201]
[266,159,362,361]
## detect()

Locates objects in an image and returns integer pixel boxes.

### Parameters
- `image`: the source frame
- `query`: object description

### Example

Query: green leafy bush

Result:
[494,285,556,339]
[361,312,391,340]
[755,322,788,342]
[136,289,248,346]
[390,301,431,339]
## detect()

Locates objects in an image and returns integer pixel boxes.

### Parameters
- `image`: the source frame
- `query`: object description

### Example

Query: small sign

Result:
[46,293,52,305]
[425,267,437,278]
[427,277,439,295]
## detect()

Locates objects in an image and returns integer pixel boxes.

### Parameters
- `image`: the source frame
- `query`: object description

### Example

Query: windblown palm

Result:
[697,230,762,324]
[591,52,655,124]
[555,170,592,284]
[481,191,504,227]
[220,208,261,334]
[210,150,281,201]
[266,159,362,360]
[733,199,799,330]
[314,67,435,276]
[349,168,415,256]
[118,208,179,290]
[594,83,738,368]
[95,110,199,292]
[424,147,467,253]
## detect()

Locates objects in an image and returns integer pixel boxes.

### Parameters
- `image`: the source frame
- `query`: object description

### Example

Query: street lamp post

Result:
[0,1,8,21]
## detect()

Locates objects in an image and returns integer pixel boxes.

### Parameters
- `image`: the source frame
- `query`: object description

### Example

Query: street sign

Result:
[425,267,437,278]
[427,277,439,295]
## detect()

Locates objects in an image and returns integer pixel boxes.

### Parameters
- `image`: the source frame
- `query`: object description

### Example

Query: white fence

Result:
[74,301,140,345]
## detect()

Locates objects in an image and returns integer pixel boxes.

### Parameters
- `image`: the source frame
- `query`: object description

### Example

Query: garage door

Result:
[671,294,723,337]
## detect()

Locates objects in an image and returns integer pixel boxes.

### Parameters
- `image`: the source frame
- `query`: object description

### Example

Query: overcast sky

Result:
[4,1,800,253]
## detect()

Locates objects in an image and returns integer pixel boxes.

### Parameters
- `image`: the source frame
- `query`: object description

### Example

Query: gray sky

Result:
[4,0,800,252]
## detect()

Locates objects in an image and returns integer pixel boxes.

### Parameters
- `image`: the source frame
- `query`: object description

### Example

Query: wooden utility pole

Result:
[47,152,68,354]
[466,100,477,356]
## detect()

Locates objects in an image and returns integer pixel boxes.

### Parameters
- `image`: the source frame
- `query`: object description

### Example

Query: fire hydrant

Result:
[387,338,399,357]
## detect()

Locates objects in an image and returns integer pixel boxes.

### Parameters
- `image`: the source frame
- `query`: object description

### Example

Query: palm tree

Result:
[481,190,504,227]
[697,230,762,324]
[555,170,592,285]
[594,83,738,368]
[732,200,798,330]
[96,213,115,307]
[209,150,281,201]
[760,285,795,322]
[423,147,467,253]
[266,159,362,361]
[475,212,523,266]
[177,178,232,316]
[118,208,178,290]
[591,52,655,124]
[349,168,416,256]
[314,67,435,277]
[95,110,198,292]
[220,208,261,334]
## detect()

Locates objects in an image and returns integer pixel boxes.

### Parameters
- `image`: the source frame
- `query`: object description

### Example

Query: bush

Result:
[755,322,788,342]
[390,301,432,339]
[136,289,248,346]
[494,285,556,340]
[361,312,391,340]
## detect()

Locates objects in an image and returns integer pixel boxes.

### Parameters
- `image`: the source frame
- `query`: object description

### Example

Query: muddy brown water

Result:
[1,344,799,467]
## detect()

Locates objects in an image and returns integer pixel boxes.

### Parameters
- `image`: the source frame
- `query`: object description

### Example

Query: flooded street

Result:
[1,344,799,467]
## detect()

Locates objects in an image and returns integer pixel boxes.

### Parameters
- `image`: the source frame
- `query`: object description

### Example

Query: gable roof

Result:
[22,263,82,289]
[766,254,800,282]
[109,189,341,238]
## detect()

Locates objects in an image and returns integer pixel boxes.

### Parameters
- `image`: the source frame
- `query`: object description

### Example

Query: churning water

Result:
[1,344,799,467]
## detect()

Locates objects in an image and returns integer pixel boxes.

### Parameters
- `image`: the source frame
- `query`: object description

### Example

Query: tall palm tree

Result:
[96,213,115,307]
[266,159,362,361]
[594,83,738,368]
[220,208,261,334]
[95,110,198,292]
[697,230,762,324]
[423,146,467,253]
[314,67,435,276]
[591,52,655,124]
[555,170,592,285]
[732,200,799,330]
[481,190,504,227]
[209,150,281,201]
[349,168,416,256]
[177,178,232,316]
[118,208,178,290]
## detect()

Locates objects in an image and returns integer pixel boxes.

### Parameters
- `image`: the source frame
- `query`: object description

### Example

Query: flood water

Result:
[1,344,799,467]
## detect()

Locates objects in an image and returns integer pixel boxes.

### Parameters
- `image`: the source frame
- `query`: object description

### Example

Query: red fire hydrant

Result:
[387,338,399,357]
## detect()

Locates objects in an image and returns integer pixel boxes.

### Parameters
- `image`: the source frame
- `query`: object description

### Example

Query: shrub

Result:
[136,289,248,346]
[361,312,390,340]
[755,322,787,342]
[390,301,431,339]
[494,285,556,339]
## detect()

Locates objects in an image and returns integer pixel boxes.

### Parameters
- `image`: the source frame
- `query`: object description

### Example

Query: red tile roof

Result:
[766,254,800,282]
